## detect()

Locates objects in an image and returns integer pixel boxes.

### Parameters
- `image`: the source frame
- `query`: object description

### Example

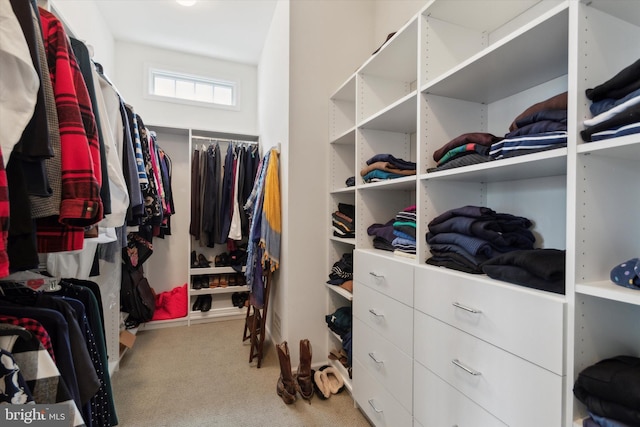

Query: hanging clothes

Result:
[244,148,281,307]
[0,277,117,426]
[190,141,260,247]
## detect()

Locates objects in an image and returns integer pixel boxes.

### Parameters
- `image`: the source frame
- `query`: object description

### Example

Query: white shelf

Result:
[331,74,356,102]
[188,307,246,320]
[575,281,640,306]
[189,266,245,275]
[588,0,640,27]
[422,0,543,34]
[330,186,356,195]
[421,4,568,103]
[328,358,353,394]
[577,134,640,160]
[359,91,417,133]
[330,127,356,145]
[420,147,567,183]
[357,175,416,191]
[326,283,353,301]
[190,285,250,295]
[359,16,418,82]
[330,236,356,245]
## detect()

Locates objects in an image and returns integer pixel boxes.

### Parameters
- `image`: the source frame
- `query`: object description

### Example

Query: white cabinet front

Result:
[414,265,566,375]
[414,311,563,427]
[353,281,413,355]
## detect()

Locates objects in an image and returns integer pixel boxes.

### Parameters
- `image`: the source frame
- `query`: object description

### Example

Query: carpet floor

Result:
[111,319,372,427]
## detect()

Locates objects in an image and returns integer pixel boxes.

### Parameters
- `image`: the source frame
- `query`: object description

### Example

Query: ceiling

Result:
[93,0,278,65]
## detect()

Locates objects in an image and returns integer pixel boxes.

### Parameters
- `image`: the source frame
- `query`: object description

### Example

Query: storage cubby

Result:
[356,187,415,252]
[573,295,640,421]
[356,129,415,184]
[330,142,356,191]
[330,74,357,141]
[357,18,418,122]
[421,1,568,92]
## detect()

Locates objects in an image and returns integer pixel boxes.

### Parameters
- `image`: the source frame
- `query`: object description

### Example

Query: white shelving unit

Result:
[327,72,357,394]
[328,0,640,426]
[137,126,259,330]
[187,265,249,325]
[186,130,259,326]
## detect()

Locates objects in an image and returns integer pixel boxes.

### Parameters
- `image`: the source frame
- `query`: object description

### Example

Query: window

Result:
[148,68,237,108]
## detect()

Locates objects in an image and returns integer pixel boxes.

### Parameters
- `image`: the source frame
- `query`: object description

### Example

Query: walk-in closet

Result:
[1,0,639,426]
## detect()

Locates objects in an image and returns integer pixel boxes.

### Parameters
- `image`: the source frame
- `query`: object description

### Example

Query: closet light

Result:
[176,0,197,6]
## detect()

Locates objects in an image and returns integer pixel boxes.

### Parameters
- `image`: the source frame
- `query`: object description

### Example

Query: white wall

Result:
[258,1,290,154]
[373,0,427,46]
[50,0,115,73]
[113,41,258,135]
[257,0,290,344]
[283,0,375,365]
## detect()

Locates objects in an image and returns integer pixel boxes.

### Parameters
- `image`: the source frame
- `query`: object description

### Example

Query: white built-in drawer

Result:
[353,359,412,427]
[414,361,507,427]
[353,281,413,355]
[414,265,565,375]
[353,318,412,413]
[414,311,564,427]
[354,250,413,306]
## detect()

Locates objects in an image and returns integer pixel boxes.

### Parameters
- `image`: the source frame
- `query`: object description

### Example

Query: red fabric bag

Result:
[152,283,188,320]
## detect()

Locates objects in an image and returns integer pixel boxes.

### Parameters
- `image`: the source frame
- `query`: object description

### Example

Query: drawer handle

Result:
[368,308,384,317]
[452,301,482,314]
[368,399,383,413]
[369,272,384,279]
[368,352,384,365]
[452,359,481,376]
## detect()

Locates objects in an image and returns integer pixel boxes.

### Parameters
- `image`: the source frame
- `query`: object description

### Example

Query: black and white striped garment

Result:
[2,328,86,427]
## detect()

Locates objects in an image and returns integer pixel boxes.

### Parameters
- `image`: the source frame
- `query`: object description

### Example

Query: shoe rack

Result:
[188,247,250,325]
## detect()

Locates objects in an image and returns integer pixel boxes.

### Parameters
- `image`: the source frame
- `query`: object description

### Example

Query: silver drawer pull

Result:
[452,359,482,376]
[452,301,482,314]
[368,352,384,365]
[368,308,384,317]
[368,399,383,413]
[369,272,384,279]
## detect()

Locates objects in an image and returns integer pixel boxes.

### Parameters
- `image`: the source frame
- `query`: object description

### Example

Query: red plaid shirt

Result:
[37,8,103,253]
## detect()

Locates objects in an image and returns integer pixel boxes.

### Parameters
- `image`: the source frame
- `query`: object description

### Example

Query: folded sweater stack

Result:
[491,92,568,159]
[332,203,355,238]
[327,252,353,293]
[426,205,536,274]
[427,92,568,173]
[361,154,416,183]
[582,58,640,142]
[574,355,640,426]
[392,205,416,259]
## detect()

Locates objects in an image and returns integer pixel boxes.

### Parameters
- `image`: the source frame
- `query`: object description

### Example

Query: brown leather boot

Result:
[276,341,296,404]
[296,339,313,403]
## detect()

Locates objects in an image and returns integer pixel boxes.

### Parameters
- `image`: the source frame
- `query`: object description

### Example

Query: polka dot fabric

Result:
[610,258,640,290]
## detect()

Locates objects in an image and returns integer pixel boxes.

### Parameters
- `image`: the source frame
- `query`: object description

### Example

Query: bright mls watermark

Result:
[1,405,68,426]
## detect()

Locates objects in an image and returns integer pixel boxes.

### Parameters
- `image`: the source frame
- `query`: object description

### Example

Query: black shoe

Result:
[192,296,203,311]
[191,251,198,268]
[192,277,201,290]
[197,253,211,268]
[200,295,212,312]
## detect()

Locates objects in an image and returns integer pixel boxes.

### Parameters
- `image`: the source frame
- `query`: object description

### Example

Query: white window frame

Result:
[145,65,240,111]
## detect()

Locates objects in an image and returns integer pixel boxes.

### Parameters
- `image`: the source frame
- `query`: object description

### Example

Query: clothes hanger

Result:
[0,270,61,293]
[0,324,33,342]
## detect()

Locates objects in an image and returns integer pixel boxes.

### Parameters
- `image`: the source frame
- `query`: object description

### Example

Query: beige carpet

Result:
[111,319,371,427]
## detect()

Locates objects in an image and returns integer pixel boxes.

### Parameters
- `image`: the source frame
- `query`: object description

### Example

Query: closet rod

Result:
[191,135,259,145]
